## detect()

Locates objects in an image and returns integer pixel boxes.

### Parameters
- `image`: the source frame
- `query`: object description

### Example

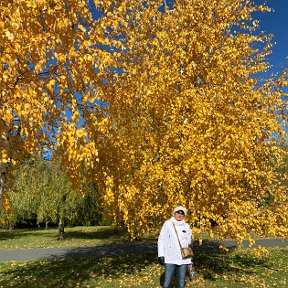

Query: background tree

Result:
[1,157,100,239]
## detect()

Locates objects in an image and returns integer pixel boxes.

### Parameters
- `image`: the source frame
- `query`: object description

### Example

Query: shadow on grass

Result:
[0,229,52,241]
[45,242,157,260]
[64,227,128,241]
[0,248,275,288]
[0,226,129,243]
[193,250,271,281]
[0,253,157,288]
[64,227,158,244]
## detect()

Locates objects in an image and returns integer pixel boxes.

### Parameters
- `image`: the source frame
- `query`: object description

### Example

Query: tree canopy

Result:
[1,0,288,241]
[1,157,100,238]
[3,158,73,226]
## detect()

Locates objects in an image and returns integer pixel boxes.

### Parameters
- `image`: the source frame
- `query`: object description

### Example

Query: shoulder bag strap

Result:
[172,223,183,249]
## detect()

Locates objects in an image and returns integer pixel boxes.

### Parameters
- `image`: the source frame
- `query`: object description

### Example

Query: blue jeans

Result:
[163,263,187,288]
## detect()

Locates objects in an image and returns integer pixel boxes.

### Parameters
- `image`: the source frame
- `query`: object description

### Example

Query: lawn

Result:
[0,227,287,287]
[0,247,287,287]
[0,226,148,249]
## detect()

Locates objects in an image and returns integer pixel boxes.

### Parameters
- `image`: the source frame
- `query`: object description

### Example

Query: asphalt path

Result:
[0,238,287,262]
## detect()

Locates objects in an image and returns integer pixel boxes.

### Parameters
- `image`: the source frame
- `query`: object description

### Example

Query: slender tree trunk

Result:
[57,217,65,240]
[0,120,9,211]
[45,220,49,230]
[0,169,5,211]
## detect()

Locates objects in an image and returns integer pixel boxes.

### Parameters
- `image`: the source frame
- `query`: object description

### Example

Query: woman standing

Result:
[158,206,192,288]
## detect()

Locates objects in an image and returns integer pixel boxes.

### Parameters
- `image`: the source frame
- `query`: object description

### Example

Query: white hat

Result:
[173,206,187,216]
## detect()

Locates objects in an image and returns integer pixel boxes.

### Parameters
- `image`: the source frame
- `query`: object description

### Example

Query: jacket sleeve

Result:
[158,221,168,257]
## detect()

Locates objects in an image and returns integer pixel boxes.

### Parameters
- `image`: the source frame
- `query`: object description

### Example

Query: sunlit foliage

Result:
[90,0,288,240]
[0,0,110,208]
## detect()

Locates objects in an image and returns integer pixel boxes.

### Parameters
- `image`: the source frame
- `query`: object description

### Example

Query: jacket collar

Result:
[169,217,186,226]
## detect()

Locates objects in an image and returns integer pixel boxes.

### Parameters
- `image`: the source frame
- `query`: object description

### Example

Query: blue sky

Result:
[255,0,288,76]
[89,0,287,77]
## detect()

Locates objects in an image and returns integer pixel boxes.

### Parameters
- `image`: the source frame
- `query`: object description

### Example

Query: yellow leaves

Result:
[81,40,91,49]
[71,111,79,121]
[1,150,9,164]
[1,192,11,213]
[78,24,86,33]
[46,79,55,93]
[2,110,13,125]
[84,54,93,63]
[55,52,66,63]
[23,103,30,111]
[95,26,105,42]
[99,51,115,67]
[5,31,15,41]
[54,3,63,11]
[35,0,45,5]
[2,72,9,82]
[75,128,87,138]
[254,246,269,257]
[25,1,37,9]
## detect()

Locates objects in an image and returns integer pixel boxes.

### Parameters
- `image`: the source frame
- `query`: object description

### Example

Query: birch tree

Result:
[1,0,287,242]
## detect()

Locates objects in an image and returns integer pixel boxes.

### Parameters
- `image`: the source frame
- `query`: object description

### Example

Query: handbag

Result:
[181,247,193,259]
[187,262,196,281]
[172,224,193,259]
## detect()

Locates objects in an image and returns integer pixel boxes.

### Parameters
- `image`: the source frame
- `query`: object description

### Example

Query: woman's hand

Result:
[158,256,165,265]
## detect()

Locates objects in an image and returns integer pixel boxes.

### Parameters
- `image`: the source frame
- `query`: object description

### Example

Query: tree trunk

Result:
[0,169,5,211]
[57,218,65,240]
[0,120,9,211]
[45,220,50,230]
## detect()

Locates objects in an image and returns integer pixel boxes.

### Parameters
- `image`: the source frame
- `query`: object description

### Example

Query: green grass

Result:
[0,226,154,249]
[193,247,288,287]
[0,227,287,287]
[0,226,277,250]
[0,247,287,287]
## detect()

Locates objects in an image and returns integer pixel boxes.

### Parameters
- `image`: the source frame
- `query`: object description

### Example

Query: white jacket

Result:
[158,217,192,265]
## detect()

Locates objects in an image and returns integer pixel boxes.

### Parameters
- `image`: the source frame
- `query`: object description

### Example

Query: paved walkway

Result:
[0,238,287,262]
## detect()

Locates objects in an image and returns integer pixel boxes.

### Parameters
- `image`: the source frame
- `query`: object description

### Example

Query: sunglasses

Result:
[176,210,185,215]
